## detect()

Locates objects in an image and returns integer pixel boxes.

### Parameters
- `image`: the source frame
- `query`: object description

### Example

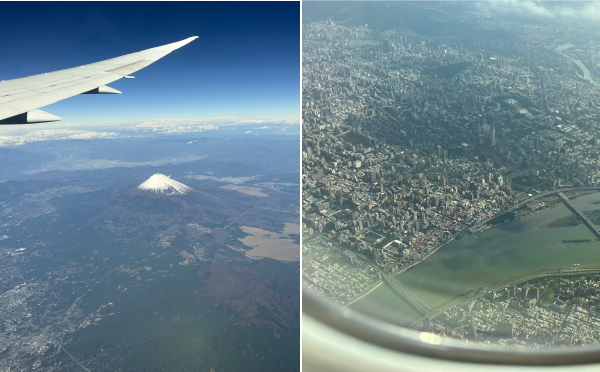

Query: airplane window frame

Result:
[303,288,600,366]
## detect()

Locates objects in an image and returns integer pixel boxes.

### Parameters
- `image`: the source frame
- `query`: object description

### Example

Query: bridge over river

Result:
[471,187,600,232]
[383,274,433,317]
[389,188,600,329]
[367,187,600,329]
[557,192,600,239]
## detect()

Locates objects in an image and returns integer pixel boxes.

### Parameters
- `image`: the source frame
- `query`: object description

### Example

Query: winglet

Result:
[0,109,61,125]
[166,36,199,50]
[141,36,198,61]
[82,85,122,94]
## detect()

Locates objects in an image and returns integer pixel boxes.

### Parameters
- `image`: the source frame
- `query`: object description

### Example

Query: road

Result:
[403,268,600,330]
[558,192,600,239]
[472,186,600,231]
[383,274,433,317]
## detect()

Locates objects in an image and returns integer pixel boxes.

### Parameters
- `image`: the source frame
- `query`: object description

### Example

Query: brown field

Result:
[236,223,300,261]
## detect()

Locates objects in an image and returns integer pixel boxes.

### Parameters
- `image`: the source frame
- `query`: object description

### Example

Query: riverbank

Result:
[391,236,456,278]
[343,280,384,308]
[428,266,600,319]
[351,191,600,321]
[549,209,600,228]
[394,189,600,279]
[556,43,600,87]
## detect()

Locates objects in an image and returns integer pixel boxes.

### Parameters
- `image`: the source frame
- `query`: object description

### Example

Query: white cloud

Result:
[477,1,600,21]
[126,117,297,135]
[579,2,600,21]
[245,130,252,133]
[132,121,220,134]
[24,154,207,175]
[477,1,553,18]
[185,174,259,185]
[0,129,120,146]
[0,116,300,147]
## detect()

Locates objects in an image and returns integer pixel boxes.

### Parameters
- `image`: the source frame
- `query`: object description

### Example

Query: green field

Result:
[586,210,600,224]
[343,132,370,147]
[548,214,581,228]
[363,230,382,243]
[425,61,472,78]
[548,209,600,228]
[541,287,556,304]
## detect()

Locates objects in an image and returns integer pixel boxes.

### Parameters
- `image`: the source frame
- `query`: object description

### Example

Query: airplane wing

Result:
[0,36,198,125]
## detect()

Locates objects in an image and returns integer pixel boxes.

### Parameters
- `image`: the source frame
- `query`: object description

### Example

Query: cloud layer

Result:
[0,129,120,146]
[128,118,298,135]
[0,117,299,147]
[24,154,207,175]
[478,1,600,21]
[185,174,260,185]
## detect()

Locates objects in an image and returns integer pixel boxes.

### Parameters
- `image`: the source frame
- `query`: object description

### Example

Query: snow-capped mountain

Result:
[137,174,192,196]
[125,173,225,211]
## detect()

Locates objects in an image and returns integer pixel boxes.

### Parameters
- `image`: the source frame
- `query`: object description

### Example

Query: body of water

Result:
[556,43,600,87]
[351,192,600,325]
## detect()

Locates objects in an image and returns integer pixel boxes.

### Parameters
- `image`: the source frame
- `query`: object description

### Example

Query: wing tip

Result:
[177,36,199,47]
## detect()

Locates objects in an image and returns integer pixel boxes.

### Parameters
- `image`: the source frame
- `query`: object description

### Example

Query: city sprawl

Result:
[302,3,600,347]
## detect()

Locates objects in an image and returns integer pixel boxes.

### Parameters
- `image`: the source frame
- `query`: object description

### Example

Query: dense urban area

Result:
[302,3,600,346]
[435,273,600,346]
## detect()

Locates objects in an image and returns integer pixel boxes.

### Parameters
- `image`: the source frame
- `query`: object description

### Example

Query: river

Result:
[555,43,600,87]
[351,192,600,325]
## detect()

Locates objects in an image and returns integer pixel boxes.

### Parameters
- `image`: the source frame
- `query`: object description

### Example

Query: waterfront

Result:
[556,43,600,87]
[351,192,600,325]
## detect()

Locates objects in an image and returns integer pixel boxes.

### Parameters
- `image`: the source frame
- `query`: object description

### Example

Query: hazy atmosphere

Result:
[302,0,600,350]
[0,2,300,371]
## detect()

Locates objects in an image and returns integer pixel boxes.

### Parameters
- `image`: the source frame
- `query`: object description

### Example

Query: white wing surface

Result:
[0,36,198,124]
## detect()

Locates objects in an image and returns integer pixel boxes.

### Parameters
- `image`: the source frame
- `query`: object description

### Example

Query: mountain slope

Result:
[137,173,192,195]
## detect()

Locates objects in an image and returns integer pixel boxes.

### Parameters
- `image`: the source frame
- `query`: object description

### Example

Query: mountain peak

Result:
[137,174,192,195]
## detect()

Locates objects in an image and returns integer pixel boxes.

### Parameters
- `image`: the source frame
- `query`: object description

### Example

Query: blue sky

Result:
[0,2,300,123]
